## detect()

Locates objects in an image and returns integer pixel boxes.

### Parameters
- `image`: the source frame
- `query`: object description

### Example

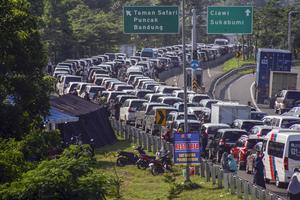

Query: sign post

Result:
[207,6,253,34]
[123,6,179,34]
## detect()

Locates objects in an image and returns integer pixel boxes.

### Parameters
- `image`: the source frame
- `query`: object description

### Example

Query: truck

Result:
[210,103,251,125]
[256,48,292,104]
[269,71,297,98]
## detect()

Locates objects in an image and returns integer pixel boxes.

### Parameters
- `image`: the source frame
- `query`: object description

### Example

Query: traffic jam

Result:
[52,41,300,193]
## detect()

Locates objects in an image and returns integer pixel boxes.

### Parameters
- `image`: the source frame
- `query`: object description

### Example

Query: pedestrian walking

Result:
[287,168,300,200]
[253,152,266,189]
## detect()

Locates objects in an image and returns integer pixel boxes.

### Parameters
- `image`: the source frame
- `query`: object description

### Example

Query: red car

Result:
[231,135,264,170]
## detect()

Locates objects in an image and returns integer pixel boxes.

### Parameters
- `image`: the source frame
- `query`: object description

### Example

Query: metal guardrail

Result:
[109,118,285,200]
[208,64,256,99]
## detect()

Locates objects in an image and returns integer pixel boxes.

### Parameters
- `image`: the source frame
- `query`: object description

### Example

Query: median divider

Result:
[110,118,286,200]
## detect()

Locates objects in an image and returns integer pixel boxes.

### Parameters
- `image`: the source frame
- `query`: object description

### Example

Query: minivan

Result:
[263,130,300,188]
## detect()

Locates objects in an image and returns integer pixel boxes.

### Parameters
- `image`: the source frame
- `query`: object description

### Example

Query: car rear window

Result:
[130,101,145,108]
[268,141,284,158]
[241,122,263,132]
[289,141,300,160]
[281,119,300,128]
[286,91,300,99]
[66,77,81,84]
[223,131,244,142]
[261,129,272,136]
[246,139,264,149]
[208,126,228,135]
[90,87,104,93]
[164,99,181,105]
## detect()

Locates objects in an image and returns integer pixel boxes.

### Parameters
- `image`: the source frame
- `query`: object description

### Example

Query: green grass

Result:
[223,57,255,72]
[94,139,241,200]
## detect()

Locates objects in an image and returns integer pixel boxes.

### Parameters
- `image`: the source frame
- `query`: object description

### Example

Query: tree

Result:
[41,0,75,63]
[0,0,50,139]
[0,145,110,200]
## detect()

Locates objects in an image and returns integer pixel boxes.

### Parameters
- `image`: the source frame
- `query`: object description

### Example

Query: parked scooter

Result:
[149,151,172,176]
[136,153,156,170]
[116,146,145,167]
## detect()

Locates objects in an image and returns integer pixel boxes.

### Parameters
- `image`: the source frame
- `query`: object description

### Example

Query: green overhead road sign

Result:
[123,6,179,34]
[207,6,253,34]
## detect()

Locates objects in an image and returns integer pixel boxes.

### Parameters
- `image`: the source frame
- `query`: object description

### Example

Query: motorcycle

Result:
[136,153,156,170]
[149,152,172,176]
[116,146,145,167]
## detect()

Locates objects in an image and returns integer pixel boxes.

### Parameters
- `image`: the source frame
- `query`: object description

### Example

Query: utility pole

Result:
[182,0,190,183]
[288,11,300,52]
[191,8,197,53]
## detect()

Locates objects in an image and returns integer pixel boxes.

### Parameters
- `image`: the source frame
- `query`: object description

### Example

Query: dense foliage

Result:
[0,145,109,200]
[0,0,51,139]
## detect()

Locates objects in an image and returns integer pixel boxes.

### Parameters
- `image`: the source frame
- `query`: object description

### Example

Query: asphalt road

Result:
[165,64,225,92]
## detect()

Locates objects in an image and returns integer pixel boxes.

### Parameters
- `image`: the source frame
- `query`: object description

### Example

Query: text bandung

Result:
[133,25,163,31]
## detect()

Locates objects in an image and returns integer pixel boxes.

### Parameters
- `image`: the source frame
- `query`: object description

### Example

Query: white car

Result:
[120,99,147,124]
[64,82,81,94]
[56,75,82,96]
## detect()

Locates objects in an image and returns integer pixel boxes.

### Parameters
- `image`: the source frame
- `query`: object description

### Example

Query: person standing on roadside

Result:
[287,168,300,200]
[227,154,237,174]
[253,152,266,189]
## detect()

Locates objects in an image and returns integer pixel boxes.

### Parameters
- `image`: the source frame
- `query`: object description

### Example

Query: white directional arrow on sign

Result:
[245,9,251,16]
[126,10,132,16]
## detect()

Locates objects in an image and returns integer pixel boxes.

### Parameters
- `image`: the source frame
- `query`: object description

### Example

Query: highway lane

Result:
[224,74,255,104]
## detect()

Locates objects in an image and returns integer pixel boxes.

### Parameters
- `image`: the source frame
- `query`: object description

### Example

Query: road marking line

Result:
[227,85,231,101]
[207,67,211,78]
[250,81,261,112]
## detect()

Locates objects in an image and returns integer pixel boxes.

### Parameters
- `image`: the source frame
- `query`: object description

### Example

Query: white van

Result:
[263,130,300,188]
[262,115,300,128]
[56,75,82,96]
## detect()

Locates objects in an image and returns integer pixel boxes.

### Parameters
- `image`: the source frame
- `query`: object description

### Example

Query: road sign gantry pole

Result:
[182,0,190,183]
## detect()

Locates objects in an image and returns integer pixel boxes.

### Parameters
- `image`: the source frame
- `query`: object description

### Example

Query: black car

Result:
[208,129,247,163]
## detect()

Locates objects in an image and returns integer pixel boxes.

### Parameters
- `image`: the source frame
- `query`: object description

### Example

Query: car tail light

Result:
[219,138,225,146]
[257,131,261,137]
[284,157,288,170]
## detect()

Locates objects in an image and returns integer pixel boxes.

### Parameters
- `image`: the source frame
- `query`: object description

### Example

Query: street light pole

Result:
[288,11,300,51]
[182,0,190,183]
